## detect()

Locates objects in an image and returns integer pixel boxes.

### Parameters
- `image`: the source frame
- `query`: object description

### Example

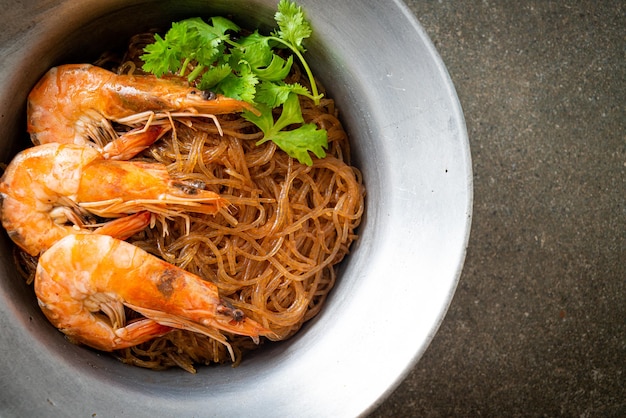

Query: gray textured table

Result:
[372,1,625,416]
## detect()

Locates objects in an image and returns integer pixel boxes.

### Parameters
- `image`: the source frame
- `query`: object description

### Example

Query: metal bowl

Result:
[0,0,471,416]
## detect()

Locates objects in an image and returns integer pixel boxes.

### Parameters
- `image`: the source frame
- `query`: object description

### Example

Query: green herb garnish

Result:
[140,0,327,166]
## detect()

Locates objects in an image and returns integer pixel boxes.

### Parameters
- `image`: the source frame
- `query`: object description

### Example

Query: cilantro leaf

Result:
[141,17,238,77]
[183,16,238,41]
[270,124,327,166]
[242,94,302,140]
[255,80,311,108]
[267,0,322,104]
[207,16,241,36]
[254,54,293,82]
[271,92,304,132]
[242,104,276,137]
[217,67,259,103]
[274,0,312,53]
[230,33,292,82]
[235,32,273,69]
[140,1,328,165]
[199,64,232,90]
[244,93,327,166]
[141,29,186,76]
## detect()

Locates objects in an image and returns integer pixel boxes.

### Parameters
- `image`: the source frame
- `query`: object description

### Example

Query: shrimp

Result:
[27,63,258,146]
[35,234,270,355]
[0,131,227,257]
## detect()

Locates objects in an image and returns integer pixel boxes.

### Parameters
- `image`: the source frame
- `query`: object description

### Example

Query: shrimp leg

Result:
[94,211,153,240]
[101,125,170,161]
[35,234,270,353]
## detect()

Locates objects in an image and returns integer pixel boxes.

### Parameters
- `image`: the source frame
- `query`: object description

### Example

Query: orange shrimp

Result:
[35,234,270,354]
[0,129,226,256]
[27,63,257,146]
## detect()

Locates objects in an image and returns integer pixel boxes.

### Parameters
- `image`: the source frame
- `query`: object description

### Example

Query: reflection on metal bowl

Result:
[0,0,471,416]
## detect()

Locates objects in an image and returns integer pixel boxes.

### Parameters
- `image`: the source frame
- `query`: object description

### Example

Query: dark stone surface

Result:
[371,1,625,416]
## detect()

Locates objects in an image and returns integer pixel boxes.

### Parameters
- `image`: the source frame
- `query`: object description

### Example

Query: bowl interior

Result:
[0,1,471,417]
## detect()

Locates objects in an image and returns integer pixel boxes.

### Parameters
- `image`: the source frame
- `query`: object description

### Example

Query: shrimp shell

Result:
[35,234,271,353]
[0,141,226,256]
[27,63,257,146]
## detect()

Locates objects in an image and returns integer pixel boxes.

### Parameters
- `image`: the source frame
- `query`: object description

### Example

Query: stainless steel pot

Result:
[0,1,472,416]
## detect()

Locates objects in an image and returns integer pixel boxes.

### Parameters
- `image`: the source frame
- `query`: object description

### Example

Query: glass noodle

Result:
[17,31,365,373]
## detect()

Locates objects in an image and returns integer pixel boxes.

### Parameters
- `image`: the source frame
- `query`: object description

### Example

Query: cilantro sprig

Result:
[140,0,327,166]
